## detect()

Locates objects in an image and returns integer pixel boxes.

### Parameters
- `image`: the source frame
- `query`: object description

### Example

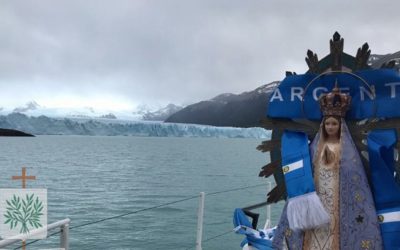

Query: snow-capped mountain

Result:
[13,101,40,113]
[0,102,184,121]
[142,104,183,121]
[369,52,400,71]
[132,104,153,116]
[129,103,184,121]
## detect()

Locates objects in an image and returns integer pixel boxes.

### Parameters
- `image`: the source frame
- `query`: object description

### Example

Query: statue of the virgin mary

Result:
[242,33,400,250]
[272,85,383,249]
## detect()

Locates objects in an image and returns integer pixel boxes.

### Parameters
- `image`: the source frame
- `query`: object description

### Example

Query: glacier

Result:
[0,113,271,138]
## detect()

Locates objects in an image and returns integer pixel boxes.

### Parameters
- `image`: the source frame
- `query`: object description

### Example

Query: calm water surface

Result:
[0,136,283,249]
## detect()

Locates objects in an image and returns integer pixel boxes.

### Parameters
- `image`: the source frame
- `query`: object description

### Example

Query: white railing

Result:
[0,218,70,250]
[0,183,271,249]
[194,182,273,249]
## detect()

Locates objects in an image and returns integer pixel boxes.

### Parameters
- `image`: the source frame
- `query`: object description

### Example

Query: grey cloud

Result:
[0,0,400,107]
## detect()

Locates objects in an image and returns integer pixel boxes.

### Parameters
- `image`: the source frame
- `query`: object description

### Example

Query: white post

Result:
[60,223,69,250]
[267,182,271,223]
[196,192,205,250]
[264,182,272,230]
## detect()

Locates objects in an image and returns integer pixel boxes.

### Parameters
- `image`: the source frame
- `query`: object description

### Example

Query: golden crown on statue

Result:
[319,80,352,117]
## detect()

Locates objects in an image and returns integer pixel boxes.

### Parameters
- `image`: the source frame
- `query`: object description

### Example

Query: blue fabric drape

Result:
[233,208,273,250]
[281,130,314,198]
[368,129,400,250]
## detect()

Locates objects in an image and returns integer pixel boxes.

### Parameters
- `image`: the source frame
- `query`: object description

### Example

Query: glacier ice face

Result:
[0,113,271,138]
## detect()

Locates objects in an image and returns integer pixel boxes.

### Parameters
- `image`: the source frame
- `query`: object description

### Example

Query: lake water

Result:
[0,136,284,250]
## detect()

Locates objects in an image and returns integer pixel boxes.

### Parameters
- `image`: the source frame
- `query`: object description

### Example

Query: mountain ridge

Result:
[165,81,279,127]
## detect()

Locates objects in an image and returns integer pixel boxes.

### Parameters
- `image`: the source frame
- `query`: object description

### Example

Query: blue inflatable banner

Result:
[267,69,400,120]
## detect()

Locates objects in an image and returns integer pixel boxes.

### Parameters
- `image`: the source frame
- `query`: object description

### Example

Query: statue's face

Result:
[324,117,340,137]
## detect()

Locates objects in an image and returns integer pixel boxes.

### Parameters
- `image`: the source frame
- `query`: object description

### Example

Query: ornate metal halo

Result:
[300,70,376,119]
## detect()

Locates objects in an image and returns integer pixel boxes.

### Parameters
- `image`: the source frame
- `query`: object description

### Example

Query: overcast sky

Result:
[1,0,400,110]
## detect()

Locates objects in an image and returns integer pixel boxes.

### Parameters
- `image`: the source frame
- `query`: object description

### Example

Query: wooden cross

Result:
[12,167,36,188]
[11,167,36,250]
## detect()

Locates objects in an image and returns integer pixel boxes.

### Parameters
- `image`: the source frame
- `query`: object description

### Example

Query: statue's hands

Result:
[323,145,335,165]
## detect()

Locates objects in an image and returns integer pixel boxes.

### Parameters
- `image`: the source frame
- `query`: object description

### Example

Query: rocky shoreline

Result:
[0,128,34,137]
